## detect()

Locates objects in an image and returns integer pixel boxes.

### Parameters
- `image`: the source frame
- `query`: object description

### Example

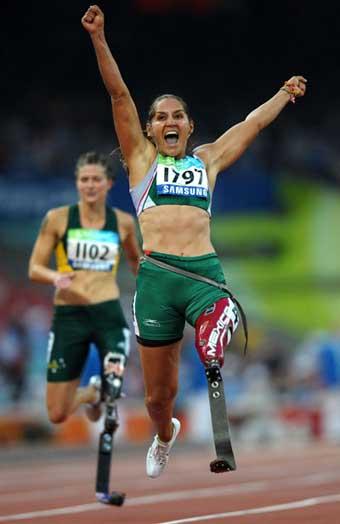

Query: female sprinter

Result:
[82,5,307,478]
[29,151,140,425]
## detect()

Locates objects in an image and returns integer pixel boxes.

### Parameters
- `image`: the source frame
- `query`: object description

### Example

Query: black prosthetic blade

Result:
[205,363,236,473]
[96,430,113,494]
[95,400,125,506]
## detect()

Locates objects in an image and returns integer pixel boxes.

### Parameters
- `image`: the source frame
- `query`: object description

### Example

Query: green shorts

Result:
[133,252,228,344]
[47,299,129,382]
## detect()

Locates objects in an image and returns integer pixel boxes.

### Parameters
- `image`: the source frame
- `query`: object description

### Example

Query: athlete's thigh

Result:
[46,379,79,411]
[138,341,182,395]
[133,265,185,343]
[47,308,91,382]
[91,300,130,363]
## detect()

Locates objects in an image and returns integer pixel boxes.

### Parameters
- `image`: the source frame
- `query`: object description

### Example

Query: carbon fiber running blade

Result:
[206,363,236,472]
[96,430,113,493]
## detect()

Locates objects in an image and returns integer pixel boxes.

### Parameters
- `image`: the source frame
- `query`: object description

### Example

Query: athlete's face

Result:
[147,98,194,158]
[76,164,112,204]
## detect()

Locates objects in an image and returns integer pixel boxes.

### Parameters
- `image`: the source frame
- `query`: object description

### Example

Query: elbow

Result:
[254,121,263,134]
[245,115,263,134]
[28,262,33,280]
[28,263,38,282]
[110,89,130,104]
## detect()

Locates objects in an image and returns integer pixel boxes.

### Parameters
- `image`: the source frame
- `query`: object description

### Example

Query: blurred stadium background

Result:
[1,0,340,450]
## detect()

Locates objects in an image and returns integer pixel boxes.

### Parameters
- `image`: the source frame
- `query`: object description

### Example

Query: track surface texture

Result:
[0,442,339,523]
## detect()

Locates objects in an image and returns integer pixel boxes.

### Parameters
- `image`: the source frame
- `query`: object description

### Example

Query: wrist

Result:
[279,81,298,104]
[54,273,73,289]
[90,30,106,44]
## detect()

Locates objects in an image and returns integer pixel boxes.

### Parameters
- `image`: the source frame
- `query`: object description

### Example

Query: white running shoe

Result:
[146,418,181,478]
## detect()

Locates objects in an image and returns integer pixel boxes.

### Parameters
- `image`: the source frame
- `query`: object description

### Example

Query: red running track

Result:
[0,442,339,523]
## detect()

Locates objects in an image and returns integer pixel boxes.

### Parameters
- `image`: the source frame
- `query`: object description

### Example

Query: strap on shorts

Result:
[142,254,248,354]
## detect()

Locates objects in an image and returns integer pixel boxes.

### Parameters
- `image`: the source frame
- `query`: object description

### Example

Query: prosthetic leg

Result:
[95,354,126,506]
[195,298,239,473]
[205,360,236,472]
[141,254,248,472]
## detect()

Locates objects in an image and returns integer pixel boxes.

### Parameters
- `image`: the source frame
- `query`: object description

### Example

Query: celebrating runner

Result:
[82,4,307,478]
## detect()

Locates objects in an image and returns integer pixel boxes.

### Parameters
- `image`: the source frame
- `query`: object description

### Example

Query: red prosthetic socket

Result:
[195,297,239,367]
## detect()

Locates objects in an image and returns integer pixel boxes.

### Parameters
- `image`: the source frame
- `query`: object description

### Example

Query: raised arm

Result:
[81,5,155,175]
[195,76,307,183]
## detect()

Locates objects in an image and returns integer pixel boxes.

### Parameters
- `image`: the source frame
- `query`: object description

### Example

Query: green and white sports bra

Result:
[130,153,212,216]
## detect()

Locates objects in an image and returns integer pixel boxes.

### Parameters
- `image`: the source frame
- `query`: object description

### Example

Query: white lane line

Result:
[0,471,339,521]
[0,482,267,521]
[0,502,103,522]
[1,468,339,504]
[0,485,86,503]
[0,451,335,490]
[158,493,340,524]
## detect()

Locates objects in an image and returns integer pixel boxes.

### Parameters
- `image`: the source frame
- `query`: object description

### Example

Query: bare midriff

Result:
[139,205,214,257]
[54,271,119,306]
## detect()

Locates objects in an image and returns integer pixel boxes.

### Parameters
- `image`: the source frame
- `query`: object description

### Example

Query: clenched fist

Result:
[281,75,307,102]
[81,4,104,34]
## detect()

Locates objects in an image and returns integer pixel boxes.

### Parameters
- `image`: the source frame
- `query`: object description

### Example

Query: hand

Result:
[284,75,307,99]
[54,272,75,289]
[81,5,104,34]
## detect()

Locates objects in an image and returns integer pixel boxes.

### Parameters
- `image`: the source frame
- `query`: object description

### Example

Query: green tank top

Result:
[130,153,212,216]
[55,204,121,274]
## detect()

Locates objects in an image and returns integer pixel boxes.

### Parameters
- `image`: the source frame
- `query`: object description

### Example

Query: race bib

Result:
[67,229,119,271]
[156,157,208,199]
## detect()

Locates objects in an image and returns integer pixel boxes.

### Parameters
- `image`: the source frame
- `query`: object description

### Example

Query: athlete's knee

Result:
[195,297,239,367]
[47,404,69,424]
[145,385,177,414]
[46,391,71,424]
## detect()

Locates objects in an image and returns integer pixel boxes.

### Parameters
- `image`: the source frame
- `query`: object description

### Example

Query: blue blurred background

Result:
[1,0,340,447]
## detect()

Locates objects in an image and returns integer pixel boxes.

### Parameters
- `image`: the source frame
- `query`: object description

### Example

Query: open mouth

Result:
[164,131,179,145]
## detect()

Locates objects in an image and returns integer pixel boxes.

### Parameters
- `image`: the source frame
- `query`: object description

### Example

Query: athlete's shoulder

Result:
[44,206,69,231]
[191,145,210,165]
[43,205,65,220]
